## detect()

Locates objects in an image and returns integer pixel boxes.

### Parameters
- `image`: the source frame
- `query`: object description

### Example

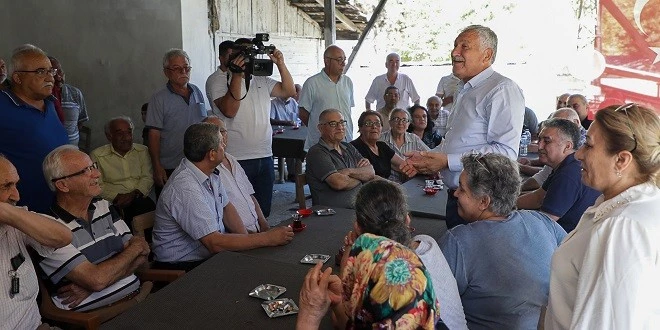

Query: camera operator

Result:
[205,37,295,217]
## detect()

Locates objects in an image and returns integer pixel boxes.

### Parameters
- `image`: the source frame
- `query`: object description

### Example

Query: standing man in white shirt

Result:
[365,53,419,111]
[435,73,461,111]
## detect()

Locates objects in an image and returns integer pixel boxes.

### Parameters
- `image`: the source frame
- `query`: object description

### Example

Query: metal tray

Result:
[300,254,331,264]
[261,298,299,318]
[315,208,336,216]
[248,284,286,300]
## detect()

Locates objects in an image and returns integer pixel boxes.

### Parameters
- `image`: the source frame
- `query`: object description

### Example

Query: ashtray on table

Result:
[249,284,286,300]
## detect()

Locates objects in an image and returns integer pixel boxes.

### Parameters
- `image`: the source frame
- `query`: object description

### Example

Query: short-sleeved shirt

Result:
[350,138,394,179]
[0,90,68,214]
[439,210,566,329]
[145,83,207,169]
[0,210,62,329]
[436,74,461,111]
[432,109,451,137]
[152,158,229,263]
[306,139,365,209]
[217,153,261,233]
[60,83,89,145]
[298,70,355,150]
[365,73,419,110]
[541,153,600,232]
[380,131,430,158]
[270,97,299,123]
[37,199,139,311]
[206,68,277,160]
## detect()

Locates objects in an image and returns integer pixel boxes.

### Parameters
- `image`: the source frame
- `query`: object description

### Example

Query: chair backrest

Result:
[132,211,155,237]
[295,174,307,209]
[78,125,92,154]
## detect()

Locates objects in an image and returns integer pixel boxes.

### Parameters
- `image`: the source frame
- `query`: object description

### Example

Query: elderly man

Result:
[152,123,293,271]
[38,145,151,311]
[375,86,399,132]
[427,95,450,137]
[206,38,295,217]
[519,107,586,191]
[516,119,599,232]
[0,57,7,88]
[146,49,207,195]
[435,73,461,111]
[556,93,570,109]
[365,53,419,111]
[204,116,269,233]
[402,25,525,229]
[306,109,375,208]
[91,116,155,226]
[49,56,88,146]
[299,45,355,151]
[0,155,72,329]
[0,45,68,214]
[567,93,592,129]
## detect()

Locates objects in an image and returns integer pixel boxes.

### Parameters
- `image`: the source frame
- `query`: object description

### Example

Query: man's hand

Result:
[518,157,531,165]
[297,263,333,330]
[229,55,246,76]
[113,192,136,209]
[153,164,168,187]
[356,159,370,168]
[402,151,448,174]
[57,283,92,308]
[266,226,294,246]
[268,49,285,66]
[124,236,150,257]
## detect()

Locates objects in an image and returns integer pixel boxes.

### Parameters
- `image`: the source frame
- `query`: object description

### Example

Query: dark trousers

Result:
[154,168,175,199]
[238,157,275,217]
[120,196,156,230]
[445,189,467,229]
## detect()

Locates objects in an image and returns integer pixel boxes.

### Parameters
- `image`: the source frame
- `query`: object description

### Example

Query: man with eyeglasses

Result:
[306,109,375,209]
[0,58,7,88]
[36,145,151,311]
[206,38,295,217]
[146,48,207,197]
[365,53,419,111]
[49,56,89,146]
[0,45,68,214]
[567,93,592,129]
[299,45,355,151]
[376,86,400,131]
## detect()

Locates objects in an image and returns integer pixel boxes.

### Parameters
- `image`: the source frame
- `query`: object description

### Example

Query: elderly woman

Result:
[296,234,439,330]
[407,105,442,149]
[439,153,566,329]
[380,108,430,158]
[544,104,660,329]
[350,111,408,181]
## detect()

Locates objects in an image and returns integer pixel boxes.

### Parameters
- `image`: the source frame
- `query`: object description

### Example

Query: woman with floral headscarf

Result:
[296,233,439,330]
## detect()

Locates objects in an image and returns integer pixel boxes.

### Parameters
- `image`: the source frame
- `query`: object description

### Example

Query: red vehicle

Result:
[589,0,660,113]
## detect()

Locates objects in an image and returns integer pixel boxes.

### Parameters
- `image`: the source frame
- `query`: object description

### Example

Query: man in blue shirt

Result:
[401,25,525,229]
[516,118,599,232]
[0,45,68,214]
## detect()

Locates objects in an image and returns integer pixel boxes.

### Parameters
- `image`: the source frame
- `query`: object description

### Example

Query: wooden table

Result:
[271,125,307,183]
[401,176,449,219]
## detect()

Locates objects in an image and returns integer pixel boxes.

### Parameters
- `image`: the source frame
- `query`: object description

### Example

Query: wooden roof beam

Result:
[314,0,358,32]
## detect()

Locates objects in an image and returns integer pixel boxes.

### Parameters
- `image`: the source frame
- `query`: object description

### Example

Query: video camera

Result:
[228,33,276,76]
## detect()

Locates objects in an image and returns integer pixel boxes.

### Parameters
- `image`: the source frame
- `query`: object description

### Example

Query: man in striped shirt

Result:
[35,145,150,311]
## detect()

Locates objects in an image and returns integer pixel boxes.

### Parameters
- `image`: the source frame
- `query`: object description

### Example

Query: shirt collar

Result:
[110,144,137,157]
[1,89,56,108]
[166,82,193,94]
[464,66,495,89]
[51,201,97,224]
[583,181,656,223]
[321,69,344,83]
[181,158,218,184]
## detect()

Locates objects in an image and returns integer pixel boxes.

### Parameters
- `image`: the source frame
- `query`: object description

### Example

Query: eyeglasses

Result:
[390,117,410,124]
[614,103,638,152]
[15,68,58,77]
[51,162,99,182]
[468,153,492,174]
[166,66,192,73]
[325,56,346,64]
[320,120,347,128]
[384,93,399,97]
[363,120,382,128]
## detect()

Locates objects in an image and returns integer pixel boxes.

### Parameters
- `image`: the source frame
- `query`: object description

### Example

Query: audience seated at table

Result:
[380,108,430,158]
[204,116,269,233]
[305,109,375,209]
[544,104,660,328]
[438,153,566,329]
[516,118,599,232]
[350,111,408,182]
[343,180,467,329]
[91,116,155,228]
[38,145,151,311]
[296,234,439,330]
[151,123,293,271]
[407,105,442,149]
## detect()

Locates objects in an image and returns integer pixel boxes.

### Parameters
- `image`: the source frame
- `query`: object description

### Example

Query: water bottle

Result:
[519,130,528,156]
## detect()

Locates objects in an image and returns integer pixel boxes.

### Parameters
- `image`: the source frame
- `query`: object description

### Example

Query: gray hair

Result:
[354,180,411,246]
[542,118,581,151]
[385,53,400,61]
[426,95,442,104]
[162,48,190,68]
[461,153,520,216]
[43,145,80,191]
[10,44,46,73]
[318,109,342,122]
[184,123,220,162]
[104,116,134,136]
[461,25,498,64]
[389,108,408,121]
[552,108,580,123]
[568,93,588,105]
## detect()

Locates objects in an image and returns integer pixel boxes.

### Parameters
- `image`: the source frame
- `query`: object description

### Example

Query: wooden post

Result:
[324,0,336,48]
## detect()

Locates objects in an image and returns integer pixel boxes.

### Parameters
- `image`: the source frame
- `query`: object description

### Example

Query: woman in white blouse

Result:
[544,104,660,329]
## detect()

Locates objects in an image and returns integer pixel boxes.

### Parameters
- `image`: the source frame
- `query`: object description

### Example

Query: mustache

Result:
[452,56,465,62]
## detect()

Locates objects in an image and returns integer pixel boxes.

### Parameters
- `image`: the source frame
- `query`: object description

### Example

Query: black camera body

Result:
[229,33,276,76]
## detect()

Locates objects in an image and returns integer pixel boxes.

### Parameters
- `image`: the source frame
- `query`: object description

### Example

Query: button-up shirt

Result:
[91,143,153,201]
[217,153,261,232]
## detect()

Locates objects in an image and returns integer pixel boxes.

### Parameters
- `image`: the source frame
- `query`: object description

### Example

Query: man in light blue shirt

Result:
[402,25,525,229]
[152,123,293,271]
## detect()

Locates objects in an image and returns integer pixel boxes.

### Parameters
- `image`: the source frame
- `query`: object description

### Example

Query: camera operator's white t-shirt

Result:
[206,68,277,160]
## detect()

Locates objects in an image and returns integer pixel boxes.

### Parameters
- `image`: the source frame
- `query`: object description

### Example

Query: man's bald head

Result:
[0,155,20,205]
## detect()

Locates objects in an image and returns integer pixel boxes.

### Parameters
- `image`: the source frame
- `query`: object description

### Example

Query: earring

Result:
[616,170,622,178]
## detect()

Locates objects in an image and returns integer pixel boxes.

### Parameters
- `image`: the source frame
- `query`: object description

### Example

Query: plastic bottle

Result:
[519,130,529,156]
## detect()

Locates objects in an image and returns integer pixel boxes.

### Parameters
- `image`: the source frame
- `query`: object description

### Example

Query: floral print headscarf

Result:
[341,233,439,329]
